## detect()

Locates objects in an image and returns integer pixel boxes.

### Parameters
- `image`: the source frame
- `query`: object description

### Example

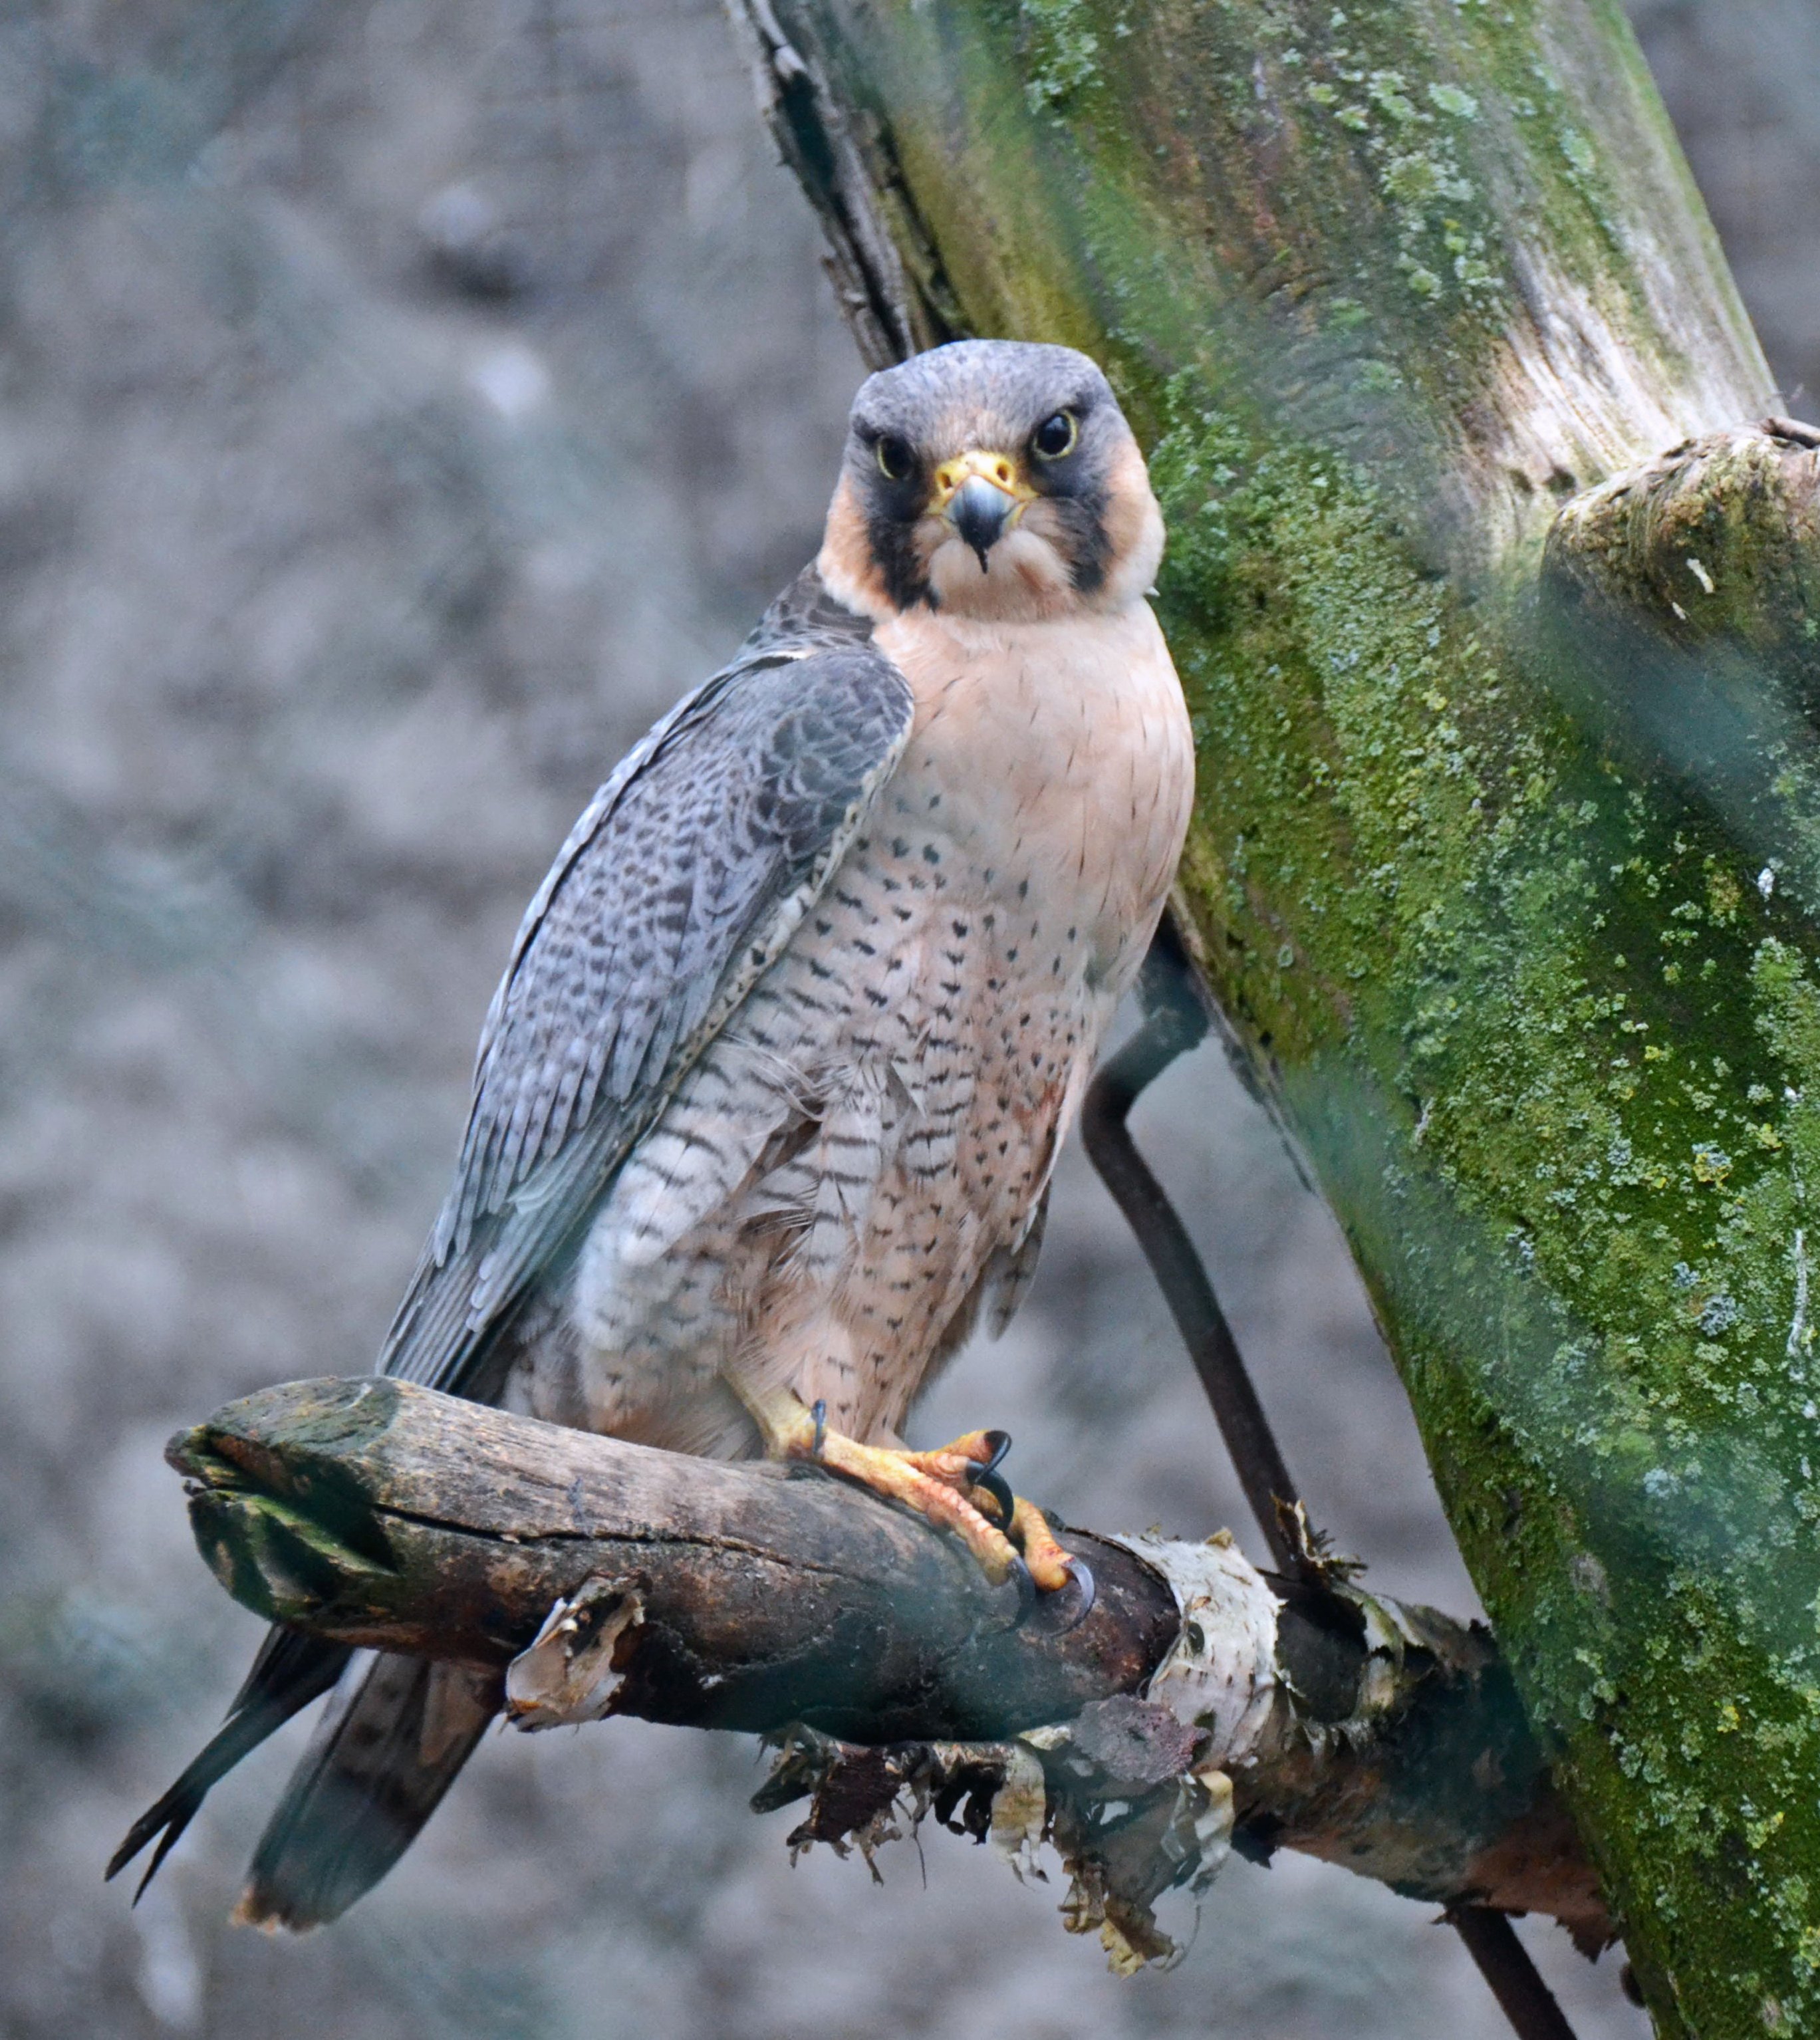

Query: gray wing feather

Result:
[382,640,914,1392]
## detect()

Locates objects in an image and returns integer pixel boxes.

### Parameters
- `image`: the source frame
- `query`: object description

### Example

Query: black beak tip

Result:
[952,476,1014,573]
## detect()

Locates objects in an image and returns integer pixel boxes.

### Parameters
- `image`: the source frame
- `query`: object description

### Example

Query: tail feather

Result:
[107,1627,351,1897]
[234,1650,499,1931]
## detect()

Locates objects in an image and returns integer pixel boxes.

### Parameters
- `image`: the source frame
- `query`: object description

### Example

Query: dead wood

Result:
[169,1375,1609,1956]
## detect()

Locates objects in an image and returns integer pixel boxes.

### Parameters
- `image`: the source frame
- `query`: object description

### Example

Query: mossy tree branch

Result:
[724,2,1820,2032]
[171,1374,1607,1966]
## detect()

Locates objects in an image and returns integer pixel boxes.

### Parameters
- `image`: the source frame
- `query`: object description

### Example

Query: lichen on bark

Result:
[748,0,1820,2029]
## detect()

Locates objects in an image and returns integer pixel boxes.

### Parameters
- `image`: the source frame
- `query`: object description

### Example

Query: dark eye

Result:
[874,436,914,482]
[1032,410,1079,460]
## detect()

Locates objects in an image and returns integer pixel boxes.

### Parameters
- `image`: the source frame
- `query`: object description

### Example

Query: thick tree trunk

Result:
[726,3,1820,2033]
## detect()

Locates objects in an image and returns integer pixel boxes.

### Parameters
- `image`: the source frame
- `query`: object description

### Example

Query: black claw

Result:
[1057,1557,1096,1630]
[811,1399,827,1458]
[970,1467,1015,1524]
[1007,1555,1037,1614]
[1014,1555,1096,1634]
[964,1430,1015,1521]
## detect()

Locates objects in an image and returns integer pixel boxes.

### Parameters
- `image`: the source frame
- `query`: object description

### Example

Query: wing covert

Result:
[382,635,914,1392]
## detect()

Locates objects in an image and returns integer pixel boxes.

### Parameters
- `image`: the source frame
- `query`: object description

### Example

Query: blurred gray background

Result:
[0,1,1806,2034]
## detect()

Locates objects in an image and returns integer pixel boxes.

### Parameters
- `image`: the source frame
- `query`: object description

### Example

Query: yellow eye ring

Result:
[875,436,914,481]
[1031,410,1078,460]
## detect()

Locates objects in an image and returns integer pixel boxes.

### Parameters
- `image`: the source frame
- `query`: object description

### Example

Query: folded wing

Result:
[109,620,914,1917]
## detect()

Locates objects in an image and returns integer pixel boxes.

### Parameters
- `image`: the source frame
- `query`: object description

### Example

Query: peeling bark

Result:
[722,3,1820,2032]
[172,1376,1605,1961]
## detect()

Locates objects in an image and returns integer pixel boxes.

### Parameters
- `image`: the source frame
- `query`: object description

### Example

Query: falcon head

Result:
[818,340,1165,624]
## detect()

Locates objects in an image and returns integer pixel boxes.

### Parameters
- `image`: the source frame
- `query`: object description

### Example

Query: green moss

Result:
[1140,367,1820,2031]
[1020,0,1103,110]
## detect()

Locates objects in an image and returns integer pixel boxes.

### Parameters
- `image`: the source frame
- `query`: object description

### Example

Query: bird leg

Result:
[729,1380,1076,1593]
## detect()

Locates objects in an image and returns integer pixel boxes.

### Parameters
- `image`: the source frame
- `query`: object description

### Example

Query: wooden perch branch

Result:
[171,1377,1609,1963]
[179,1376,1170,1739]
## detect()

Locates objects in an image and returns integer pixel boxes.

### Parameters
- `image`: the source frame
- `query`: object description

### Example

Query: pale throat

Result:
[865,592,1193,976]
[922,527,1078,622]
[815,523,1087,626]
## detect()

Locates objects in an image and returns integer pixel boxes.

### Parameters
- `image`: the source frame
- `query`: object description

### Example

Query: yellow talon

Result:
[731,1382,1072,1591]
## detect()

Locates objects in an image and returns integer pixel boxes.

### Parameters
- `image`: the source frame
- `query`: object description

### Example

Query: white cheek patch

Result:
[928,525,1074,618]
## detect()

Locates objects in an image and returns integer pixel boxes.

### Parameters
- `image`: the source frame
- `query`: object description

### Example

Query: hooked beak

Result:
[929,449,1033,573]
[952,476,1015,572]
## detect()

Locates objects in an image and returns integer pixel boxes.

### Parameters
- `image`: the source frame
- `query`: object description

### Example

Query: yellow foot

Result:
[739,1386,1079,1596]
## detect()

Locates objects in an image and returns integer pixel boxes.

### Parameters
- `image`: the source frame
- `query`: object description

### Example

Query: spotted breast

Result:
[517,588,1192,1458]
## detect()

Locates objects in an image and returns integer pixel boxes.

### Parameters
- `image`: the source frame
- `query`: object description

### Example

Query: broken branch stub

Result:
[170,1376,1608,1963]
[1542,421,1820,719]
[1537,420,1820,933]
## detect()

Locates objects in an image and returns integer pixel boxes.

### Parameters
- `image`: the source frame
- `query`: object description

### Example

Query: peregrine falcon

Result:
[110,339,1194,1928]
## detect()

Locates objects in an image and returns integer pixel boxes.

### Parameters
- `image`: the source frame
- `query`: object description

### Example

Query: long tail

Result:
[108,1626,352,1898]
[233,1650,499,1930]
